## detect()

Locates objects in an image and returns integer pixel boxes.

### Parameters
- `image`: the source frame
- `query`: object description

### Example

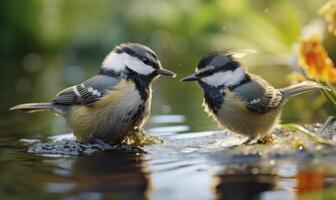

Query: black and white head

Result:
[100,43,176,81]
[180,52,250,89]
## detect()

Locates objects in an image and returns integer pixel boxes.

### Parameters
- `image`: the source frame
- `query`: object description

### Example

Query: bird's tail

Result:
[10,103,55,113]
[280,81,329,98]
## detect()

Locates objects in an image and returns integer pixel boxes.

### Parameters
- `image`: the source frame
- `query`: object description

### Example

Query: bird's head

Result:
[100,43,176,83]
[180,52,248,89]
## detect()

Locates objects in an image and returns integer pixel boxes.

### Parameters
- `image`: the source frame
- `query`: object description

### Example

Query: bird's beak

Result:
[156,68,177,77]
[180,74,199,82]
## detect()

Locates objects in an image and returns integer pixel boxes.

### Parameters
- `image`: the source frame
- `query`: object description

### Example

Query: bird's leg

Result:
[242,136,256,145]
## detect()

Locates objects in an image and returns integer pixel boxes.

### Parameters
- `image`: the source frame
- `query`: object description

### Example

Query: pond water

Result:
[1,112,336,200]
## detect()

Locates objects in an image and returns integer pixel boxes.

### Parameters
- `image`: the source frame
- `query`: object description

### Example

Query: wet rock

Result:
[20,122,336,160]
[20,128,163,156]
[319,116,336,141]
[145,123,336,164]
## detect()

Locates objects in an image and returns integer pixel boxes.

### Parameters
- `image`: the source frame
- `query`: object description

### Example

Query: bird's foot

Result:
[257,135,274,144]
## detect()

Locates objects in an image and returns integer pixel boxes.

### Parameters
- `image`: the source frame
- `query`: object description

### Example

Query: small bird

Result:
[10,43,176,143]
[181,51,326,144]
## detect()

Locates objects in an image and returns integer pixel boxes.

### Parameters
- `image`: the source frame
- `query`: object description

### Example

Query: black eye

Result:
[142,58,150,65]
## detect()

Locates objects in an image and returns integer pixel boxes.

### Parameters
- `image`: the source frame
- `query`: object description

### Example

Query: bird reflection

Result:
[214,163,278,200]
[45,152,152,200]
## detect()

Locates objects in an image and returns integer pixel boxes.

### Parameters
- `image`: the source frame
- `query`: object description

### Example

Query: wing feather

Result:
[233,75,284,114]
[52,75,120,105]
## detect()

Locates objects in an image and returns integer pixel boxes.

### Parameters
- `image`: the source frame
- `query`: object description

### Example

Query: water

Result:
[1,113,336,200]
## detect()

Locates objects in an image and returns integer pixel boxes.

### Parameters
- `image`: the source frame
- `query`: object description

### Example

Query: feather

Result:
[52,75,120,105]
[233,75,284,114]
[280,81,328,98]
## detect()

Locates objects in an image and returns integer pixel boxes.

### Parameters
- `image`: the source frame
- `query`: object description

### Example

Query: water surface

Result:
[1,114,336,200]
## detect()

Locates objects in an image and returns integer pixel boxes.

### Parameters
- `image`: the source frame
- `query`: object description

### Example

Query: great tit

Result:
[181,51,326,144]
[11,43,176,143]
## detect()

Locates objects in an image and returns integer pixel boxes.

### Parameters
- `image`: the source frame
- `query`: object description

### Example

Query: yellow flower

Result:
[298,34,336,83]
[319,0,336,35]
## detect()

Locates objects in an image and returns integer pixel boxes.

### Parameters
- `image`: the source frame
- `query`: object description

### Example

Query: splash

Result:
[121,129,164,147]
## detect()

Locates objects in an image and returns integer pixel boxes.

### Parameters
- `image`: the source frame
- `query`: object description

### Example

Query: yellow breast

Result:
[215,89,281,137]
[68,80,147,142]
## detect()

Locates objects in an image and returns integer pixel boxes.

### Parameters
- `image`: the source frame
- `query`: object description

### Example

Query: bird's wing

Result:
[52,75,120,105]
[233,75,284,114]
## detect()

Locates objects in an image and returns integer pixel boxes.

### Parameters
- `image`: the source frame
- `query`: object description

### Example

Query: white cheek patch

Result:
[125,57,155,75]
[101,52,155,75]
[228,67,245,86]
[202,71,232,87]
[201,67,245,87]
[102,52,127,72]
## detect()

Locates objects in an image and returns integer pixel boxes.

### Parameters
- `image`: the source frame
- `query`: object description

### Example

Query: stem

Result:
[318,81,336,106]
[326,82,336,97]
[321,89,336,105]
[283,123,332,145]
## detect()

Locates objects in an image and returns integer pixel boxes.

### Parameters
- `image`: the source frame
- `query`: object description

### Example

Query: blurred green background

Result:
[1,0,335,138]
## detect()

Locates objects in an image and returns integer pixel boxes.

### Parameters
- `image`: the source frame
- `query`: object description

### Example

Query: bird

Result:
[10,42,176,143]
[180,51,327,144]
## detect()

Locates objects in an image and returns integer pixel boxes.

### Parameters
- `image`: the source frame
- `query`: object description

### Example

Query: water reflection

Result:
[0,145,152,200]
[214,164,278,200]
[57,152,152,200]
[296,164,336,200]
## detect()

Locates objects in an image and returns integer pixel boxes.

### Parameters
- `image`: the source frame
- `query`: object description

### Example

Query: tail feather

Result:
[280,81,329,98]
[10,103,55,113]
